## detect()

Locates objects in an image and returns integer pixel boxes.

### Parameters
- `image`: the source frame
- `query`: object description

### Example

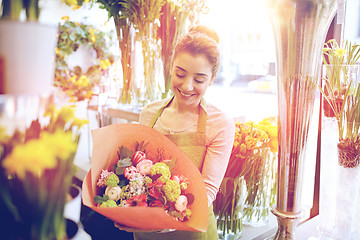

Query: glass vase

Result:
[242,148,277,227]
[267,0,337,238]
[319,64,360,239]
[214,176,247,240]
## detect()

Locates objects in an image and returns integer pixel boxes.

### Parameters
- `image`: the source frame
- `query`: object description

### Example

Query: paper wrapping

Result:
[82,123,208,232]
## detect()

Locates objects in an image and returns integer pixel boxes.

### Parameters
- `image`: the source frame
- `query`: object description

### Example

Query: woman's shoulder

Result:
[139,98,169,125]
[205,103,233,124]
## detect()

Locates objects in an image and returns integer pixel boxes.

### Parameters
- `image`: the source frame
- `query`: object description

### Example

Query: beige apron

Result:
[134,97,218,240]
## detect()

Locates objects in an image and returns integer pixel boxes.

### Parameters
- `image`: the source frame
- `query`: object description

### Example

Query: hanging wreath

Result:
[55,17,114,102]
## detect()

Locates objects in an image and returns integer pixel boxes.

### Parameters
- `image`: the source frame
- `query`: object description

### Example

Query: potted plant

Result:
[320,39,360,168]
[0,0,58,95]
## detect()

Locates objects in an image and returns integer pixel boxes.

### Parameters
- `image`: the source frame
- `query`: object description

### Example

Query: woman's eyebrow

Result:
[175,66,187,72]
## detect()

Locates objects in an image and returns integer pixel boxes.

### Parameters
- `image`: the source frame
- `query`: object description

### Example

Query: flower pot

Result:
[0,21,57,94]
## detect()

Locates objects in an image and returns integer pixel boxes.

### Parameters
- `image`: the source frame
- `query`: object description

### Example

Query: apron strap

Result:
[149,96,207,133]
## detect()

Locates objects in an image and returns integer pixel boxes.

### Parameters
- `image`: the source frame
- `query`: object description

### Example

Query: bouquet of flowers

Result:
[82,123,208,231]
[214,117,277,234]
[0,104,88,240]
[94,141,193,222]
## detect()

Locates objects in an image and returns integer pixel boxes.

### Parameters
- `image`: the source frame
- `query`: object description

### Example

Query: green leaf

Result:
[118,146,133,159]
[164,159,176,170]
[94,194,109,204]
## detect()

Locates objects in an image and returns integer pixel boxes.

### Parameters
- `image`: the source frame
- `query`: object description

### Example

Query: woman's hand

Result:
[114,223,175,233]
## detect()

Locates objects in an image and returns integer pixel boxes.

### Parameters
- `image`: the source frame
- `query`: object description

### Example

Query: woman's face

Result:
[171,52,214,109]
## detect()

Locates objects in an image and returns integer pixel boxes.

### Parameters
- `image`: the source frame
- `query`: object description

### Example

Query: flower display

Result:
[320,39,360,168]
[94,144,192,222]
[214,117,278,236]
[82,123,208,231]
[0,104,88,239]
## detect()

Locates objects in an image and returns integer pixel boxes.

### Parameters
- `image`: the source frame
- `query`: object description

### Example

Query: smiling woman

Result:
[120,26,236,240]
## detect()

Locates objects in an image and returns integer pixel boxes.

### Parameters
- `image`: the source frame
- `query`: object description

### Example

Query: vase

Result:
[214,176,247,240]
[267,0,337,239]
[242,148,277,227]
[0,21,57,94]
[134,22,162,107]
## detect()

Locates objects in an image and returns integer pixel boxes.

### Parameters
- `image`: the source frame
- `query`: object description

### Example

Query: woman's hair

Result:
[172,26,220,78]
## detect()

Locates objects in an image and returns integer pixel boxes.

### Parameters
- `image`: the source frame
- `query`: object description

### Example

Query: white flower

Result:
[175,195,188,212]
[105,186,122,201]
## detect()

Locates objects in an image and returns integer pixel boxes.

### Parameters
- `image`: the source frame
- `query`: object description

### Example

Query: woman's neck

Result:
[170,96,200,115]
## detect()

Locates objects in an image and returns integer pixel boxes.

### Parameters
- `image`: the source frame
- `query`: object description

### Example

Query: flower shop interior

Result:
[1,0,360,239]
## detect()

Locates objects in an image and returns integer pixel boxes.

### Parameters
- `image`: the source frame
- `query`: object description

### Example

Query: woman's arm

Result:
[202,111,235,206]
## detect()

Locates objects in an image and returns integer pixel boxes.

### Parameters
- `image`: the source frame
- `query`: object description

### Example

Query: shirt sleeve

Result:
[202,112,235,206]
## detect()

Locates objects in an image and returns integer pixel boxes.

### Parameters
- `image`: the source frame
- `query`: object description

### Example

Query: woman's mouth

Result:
[178,89,194,98]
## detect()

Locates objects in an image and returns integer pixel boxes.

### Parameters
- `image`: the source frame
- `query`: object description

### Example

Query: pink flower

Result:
[97,169,115,187]
[124,166,138,180]
[105,186,122,201]
[148,179,165,200]
[136,159,153,175]
[132,151,146,165]
[171,174,189,190]
[126,194,148,207]
[175,195,188,212]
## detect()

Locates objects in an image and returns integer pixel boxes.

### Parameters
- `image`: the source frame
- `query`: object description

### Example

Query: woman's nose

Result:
[181,77,193,91]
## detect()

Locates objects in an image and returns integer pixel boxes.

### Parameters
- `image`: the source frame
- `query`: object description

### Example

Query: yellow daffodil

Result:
[41,131,77,161]
[334,48,346,58]
[2,138,57,178]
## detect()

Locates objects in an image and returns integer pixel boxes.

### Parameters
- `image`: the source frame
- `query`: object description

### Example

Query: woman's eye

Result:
[195,78,205,84]
[176,73,185,78]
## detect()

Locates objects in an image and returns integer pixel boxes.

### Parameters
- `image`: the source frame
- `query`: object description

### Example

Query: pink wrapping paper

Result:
[82,123,208,232]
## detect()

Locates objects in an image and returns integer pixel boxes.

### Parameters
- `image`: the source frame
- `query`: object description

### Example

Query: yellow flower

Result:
[57,105,76,124]
[41,131,77,161]
[55,47,60,55]
[334,48,346,58]
[72,5,81,10]
[64,0,77,5]
[69,75,77,83]
[2,138,57,178]
[100,59,111,70]
[90,34,96,44]
[77,75,89,87]
[61,16,70,21]
[84,0,90,3]
[84,90,93,100]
